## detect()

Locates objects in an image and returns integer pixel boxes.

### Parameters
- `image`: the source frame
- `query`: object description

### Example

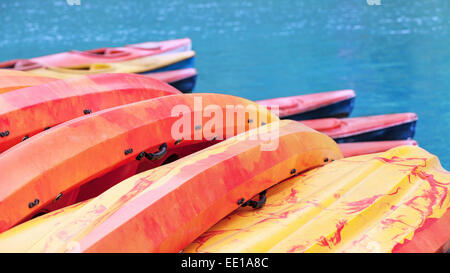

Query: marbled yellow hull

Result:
[185,146,450,253]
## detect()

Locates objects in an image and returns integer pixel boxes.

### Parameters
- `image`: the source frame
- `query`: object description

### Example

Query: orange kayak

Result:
[0,73,180,153]
[0,38,191,69]
[0,120,341,252]
[0,93,278,232]
[256,89,355,120]
[0,70,56,94]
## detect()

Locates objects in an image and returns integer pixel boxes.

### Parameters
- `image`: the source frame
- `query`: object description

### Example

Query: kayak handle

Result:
[243,190,267,209]
[136,143,167,161]
[0,131,9,137]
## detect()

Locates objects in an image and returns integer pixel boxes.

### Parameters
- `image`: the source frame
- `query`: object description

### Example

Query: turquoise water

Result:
[1,0,449,168]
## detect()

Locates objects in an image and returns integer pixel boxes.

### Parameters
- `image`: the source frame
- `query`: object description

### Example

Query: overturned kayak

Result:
[302,113,417,143]
[256,89,355,120]
[0,68,197,94]
[0,70,56,94]
[0,93,279,232]
[148,68,197,93]
[23,51,195,79]
[0,73,180,153]
[0,38,191,69]
[0,120,342,252]
[185,145,450,253]
[338,140,418,157]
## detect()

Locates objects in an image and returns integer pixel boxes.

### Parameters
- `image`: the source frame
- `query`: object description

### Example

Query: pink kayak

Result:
[257,89,355,120]
[0,38,191,70]
[302,113,418,143]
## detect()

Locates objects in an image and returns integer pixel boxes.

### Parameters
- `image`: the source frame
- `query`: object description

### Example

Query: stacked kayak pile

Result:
[0,39,448,253]
[0,38,197,93]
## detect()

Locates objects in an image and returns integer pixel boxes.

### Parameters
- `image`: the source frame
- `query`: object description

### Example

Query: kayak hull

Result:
[169,74,196,93]
[257,90,356,120]
[0,73,181,153]
[334,120,416,143]
[284,97,355,121]
[302,113,418,143]
[185,146,450,253]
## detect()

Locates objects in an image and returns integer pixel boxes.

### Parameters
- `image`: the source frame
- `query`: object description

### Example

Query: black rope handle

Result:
[242,190,267,209]
[136,143,167,161]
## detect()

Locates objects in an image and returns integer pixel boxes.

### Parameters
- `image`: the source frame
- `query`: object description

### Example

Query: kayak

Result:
[0,38,191,69]
[0,70,56,94]
[185,145,450,253]
[302,113,417,143]
[23,51,195,79]
[0,68,197,94]
[338,140,417,157]
[0,120,342,252]
[0,93,278,232]
[148,68,197,93]
[0,73,180,153]
[257,89,355,120]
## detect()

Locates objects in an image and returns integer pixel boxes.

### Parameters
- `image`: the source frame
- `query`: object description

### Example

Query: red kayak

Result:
[0,38,191,70]
[0,93,278,232]
[256,89,355,120]
[0,73,180,153]
[338,140,418,157]
[302,113,418,143]
[148,68,197,93]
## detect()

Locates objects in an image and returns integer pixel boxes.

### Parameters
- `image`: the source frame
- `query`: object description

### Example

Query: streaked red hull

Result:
[0,73,180,153]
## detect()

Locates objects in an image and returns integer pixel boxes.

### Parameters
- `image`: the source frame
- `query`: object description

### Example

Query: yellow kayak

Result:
[184,145,450,253]
[25,51,195,79]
